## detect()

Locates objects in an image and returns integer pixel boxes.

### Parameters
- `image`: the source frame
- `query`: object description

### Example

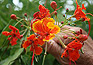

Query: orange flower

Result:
[32,17,60,41]
[33,5,50,20]
[74,0,91,36]
[22,34,44,55]
[61,39,82,64]
[31,5,51,28]
[74,0,90,21]
[2,25,22,46]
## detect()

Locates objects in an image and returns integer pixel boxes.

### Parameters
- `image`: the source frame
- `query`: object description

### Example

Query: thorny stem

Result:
[42,42,47,65]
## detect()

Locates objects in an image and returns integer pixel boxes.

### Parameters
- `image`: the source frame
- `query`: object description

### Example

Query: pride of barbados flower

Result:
[2,25,22,46]
[74,0,92,36]
[74,0,90,21]
[33,5,50,20]
[32,17,60,41]
[22,34,44,55]
[61,39,82,64]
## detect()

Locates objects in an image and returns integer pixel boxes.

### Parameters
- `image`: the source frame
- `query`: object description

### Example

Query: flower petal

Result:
[9,25,18,32]
[50,25,60,34]
[67,40,82,50]
[35,46,42,55]
[2,31,11,36]
[10,37,18,46]
[68,49,80,62]
[47,22,55,29]
[43,34,55,41]
[23,41,32,49]
[32,20,44,33]
[27,34,36,40]
[37,38,44,46]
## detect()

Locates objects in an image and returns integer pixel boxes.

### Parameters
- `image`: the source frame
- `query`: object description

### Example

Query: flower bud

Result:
[80,29,82,34]
[63,14,65,17]
[10,14,17,20]
[20,35,23,39]
[68,23,70,25]
[21,25,23,27]
[61,21,64,24]
[74,24,77,26]
[81,18,85,22]
[77,34,88,41]
[50,1,57,10]
[66,8,69,12]
[63,35,68,39]
[54,11,57,16]
[24,13,27,17]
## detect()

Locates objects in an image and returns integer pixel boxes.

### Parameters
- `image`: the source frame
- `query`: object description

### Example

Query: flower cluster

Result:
[2,0,93,65]
[2,25,23,46]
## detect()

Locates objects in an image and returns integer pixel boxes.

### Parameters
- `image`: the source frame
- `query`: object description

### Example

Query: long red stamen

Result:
[69,60,71,65]
[86,13,93,16]
[31,51,34,65]
[88,21,91,36]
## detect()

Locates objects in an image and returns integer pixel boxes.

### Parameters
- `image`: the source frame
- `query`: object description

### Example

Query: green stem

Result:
[42,42,47,65]
[67,15,75,20]
[22,29,28,36]
[56,35,66,48]
[14,19,24,26]
[15,19,30,30]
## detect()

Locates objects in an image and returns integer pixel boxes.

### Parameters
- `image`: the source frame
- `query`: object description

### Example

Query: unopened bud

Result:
[63,35,68,39]
[63,14,65,17]
[10,14,17,20]
[50,1,57,10]
[68,23,70,25]
[20,35,23,39]
[61,21,64,24]
[24,13,27,17]
[74,24,77,26]
[80,29,82,34]
[66,8,69,12]
[21,25,23,27]
[81,18,85,22]
[77,34,88,41]
[54,11,57,16]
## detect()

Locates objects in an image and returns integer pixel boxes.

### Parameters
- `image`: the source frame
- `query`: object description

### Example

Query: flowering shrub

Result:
[1,0,93,65]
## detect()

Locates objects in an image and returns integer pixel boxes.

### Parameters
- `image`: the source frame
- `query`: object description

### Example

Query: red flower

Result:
[22,34,44,55]
[31,5,51,29]
[74,0,91,36]
[61,39,82,64]
[32,17,60,41]
[33,5,51,20]
[74,0,90,21]
[2,25,22,46]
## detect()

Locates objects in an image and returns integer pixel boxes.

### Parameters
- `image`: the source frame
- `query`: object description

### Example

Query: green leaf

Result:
[0,48,24,65]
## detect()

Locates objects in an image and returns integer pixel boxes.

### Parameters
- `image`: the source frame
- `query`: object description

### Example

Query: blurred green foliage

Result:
[0,0,93,65]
